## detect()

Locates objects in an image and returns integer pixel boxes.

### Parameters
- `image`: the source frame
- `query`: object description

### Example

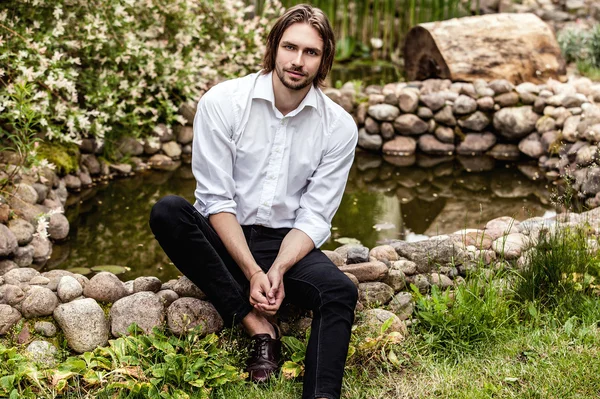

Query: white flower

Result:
[53,6,63,20]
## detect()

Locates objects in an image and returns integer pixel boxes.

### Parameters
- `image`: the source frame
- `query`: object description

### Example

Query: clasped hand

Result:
[249,267,285,316]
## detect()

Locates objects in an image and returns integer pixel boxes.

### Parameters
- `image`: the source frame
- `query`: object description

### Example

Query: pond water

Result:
[49,153,556,281]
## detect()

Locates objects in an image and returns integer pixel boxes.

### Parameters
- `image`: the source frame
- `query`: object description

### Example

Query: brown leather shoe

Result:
[246,325,281,383]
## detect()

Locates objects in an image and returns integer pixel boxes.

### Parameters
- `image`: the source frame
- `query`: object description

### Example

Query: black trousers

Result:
[149,195,358,399]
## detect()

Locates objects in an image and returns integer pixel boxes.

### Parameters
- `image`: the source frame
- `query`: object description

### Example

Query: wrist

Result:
[248,268,263,281]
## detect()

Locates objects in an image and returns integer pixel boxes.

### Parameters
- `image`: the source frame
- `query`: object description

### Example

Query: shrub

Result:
[0,0,282,149]
[515,225,600,320]
[411,274,516,355]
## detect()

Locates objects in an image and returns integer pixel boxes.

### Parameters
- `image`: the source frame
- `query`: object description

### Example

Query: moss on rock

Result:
[36,142,80,175]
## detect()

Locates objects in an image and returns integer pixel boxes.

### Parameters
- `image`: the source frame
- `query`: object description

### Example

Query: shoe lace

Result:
[252,335,271,359]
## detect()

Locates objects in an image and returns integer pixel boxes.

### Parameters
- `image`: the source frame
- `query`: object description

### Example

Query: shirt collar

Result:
[253,71,321,117]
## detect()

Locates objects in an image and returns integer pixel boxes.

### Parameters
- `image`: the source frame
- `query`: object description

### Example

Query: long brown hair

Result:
[262,4,335,88]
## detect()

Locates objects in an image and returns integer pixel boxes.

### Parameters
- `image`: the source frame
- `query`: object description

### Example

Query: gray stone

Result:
[339,261,388,282]
[417,106,433,120]
[83,272,127,303]
[13,245,34,267]
[388,292,415,320]
[81,154,101,175]
[144,139,161,155]
[346,246,370,264]
[392,259,417,276]
[576,145,598,167]
[367,104,400,121]
[13,183,38,204]
[412,274,431,293]
[393,114,428,135]
[382,136,417,156]
[175,126,193,145]
[21,287,58,318]
[29,276,50,286]
[172,276,205,299]
[117,137,143,156]
[458,111,490,132]
[477,96,495,111]
[358,282,394,306]
[429,273,453,289]
[420,92,445,111]
[148,154,176,170]
[34,321,57,337]
[64,175,81,190]
[0,260,18,276]
[25,340,57,367]
[494,92,519,107]
[518,133,544,158]
[484,216,520,240]
[453,95,478,114]
[457,133,496,155]
[390,238,465,273]
[433,105,456,126]
[519,92,537,105]
[0,284,25,306]
[489,79,514,94]
[110,292,165,336]
[109,163,132,175]
[364,117,380,135]
[57,276,83,302]
[0,304,21,335]
[398,90,419,113]
[79,170,92,187]
[157,290,179,307]
[383,269,406,292]
[0,224,18,257]
[536,116,557,133]
[167,297,223,335]
[155,123,174,142]
[133,276,162,293]
[123,280,134,295]
[54,298,109,353]
[358,128,382,151]
[418,134,454,155]
[369,245,399,263]
[434,126,454,144]
[493,106,540,140]
[162,141,182,158]
[361,308,407,335]
[3,267,39,285]
[48,213,69,241]
[380,122,395,140]
[491,233,530,260]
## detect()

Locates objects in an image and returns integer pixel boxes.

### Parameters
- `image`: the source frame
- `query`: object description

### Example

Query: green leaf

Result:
[281,336,305,354]
[90,265,130,275]
[9,389,19,399]
[387,349,403,368]
[0,375,15,391]
[281,361,303,379]
[334,237,361,245]
[380,316,394,334]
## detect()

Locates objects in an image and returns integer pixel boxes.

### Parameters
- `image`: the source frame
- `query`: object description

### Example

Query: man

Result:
[149,4,358,399]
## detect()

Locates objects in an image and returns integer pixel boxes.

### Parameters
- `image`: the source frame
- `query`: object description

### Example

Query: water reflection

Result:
[50,153,555,280]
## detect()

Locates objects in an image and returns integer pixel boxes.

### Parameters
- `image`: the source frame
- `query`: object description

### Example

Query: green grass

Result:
[2,225,600,398]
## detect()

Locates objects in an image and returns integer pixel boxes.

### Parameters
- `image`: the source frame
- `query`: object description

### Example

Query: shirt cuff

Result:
[194,199,237,218]
[293,208,331,248]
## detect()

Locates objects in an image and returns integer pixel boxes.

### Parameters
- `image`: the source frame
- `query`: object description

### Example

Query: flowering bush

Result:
[0,0,282,150]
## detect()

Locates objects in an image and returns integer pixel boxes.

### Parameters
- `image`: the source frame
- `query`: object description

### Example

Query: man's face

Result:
[274,23,324,91]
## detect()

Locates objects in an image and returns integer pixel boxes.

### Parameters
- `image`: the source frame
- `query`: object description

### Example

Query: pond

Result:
[49,153,556,282]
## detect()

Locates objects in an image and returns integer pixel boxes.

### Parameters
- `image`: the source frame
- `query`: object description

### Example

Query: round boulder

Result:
[110,292,165,336]
[48,213,70,241]
[133,276,163,293]
[167,297,223,336]
[358,282,394,306]
[83,272,128,303]
[0,304,22,335]
[21,287,59,318]
[493,106,540,140]
[388,292,415,320]
[25,340,57,367]
[394,114,428,135]
[57,276,83,303]
[54,298,109,353]
[367,104,400,121]
[0,224,18,257]
[8,218,35,246]
[361,308,407,336]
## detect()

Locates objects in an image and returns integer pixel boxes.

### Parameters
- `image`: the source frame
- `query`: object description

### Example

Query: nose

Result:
[292,50,304,67]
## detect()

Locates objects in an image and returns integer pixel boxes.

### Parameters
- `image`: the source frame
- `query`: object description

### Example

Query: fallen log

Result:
[403,13,566,84]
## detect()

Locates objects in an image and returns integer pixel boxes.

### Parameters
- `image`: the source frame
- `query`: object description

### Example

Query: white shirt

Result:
[191,71,358,247]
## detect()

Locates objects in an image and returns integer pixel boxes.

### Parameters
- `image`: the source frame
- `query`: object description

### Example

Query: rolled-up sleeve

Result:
[191,85,238,217]
[293,114,358,247]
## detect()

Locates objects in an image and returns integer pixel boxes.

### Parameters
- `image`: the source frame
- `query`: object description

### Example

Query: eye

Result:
[283,44,294,50]
[306,50,317,56]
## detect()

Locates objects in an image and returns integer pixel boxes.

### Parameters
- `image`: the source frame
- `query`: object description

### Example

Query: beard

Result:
[275,64,316,91]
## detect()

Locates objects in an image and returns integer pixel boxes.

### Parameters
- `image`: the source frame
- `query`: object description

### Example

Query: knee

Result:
[149,195,189,234]
[330,273,359,309]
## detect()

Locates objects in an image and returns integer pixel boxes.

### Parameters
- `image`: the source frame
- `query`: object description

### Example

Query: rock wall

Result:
[324,76,600,206]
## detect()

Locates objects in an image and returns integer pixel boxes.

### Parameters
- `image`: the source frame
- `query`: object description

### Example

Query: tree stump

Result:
[403,13,566,84]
